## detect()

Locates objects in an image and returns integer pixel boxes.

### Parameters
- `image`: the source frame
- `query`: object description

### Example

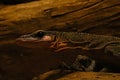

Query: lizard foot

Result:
[55,46,90,52]
[50,42,67,49]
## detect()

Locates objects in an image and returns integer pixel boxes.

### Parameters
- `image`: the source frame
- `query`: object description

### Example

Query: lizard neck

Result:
[46,31,60,42]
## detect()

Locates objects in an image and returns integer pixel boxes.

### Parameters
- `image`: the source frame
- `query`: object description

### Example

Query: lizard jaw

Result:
[16,35,52,42]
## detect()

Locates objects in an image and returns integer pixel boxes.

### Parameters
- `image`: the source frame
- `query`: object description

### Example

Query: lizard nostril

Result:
[21,35,29,38]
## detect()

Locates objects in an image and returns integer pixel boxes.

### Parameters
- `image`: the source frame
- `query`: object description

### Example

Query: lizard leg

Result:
[57,42,67,47]
[104,44,120,56]
[50,38,60,48]
[50,41,67,48]
[55,46,90,52]
[50,42,57,48]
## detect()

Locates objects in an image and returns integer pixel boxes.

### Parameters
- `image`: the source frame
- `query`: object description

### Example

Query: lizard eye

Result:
[35,31,44,37]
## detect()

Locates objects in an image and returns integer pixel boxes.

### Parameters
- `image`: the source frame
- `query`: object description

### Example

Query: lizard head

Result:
[16,30,57,42]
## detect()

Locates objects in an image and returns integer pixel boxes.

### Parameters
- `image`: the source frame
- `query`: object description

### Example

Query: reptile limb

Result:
[55,46,90,52]
[50,39,91,52]
[50,41,67,48]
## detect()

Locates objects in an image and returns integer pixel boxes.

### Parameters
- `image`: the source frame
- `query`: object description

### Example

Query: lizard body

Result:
[16,30,120,72]
[17,30,120,53]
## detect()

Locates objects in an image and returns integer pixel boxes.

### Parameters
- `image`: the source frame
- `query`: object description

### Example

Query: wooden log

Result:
[0,0,119,80]
[58,72,120,80]
[34,71,120,80]
[0,0,119,45]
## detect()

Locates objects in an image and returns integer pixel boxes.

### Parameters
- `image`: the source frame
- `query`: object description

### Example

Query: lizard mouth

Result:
[16,35,52,48]
[16,35,52,42]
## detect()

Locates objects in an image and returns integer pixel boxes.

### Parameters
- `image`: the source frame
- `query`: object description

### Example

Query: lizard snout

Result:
[16,34,37,42]
[20,34,31,38]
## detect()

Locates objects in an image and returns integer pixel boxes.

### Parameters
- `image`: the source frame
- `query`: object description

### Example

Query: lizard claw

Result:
[50,42,67,49]
[55,46,90,52]
[50,42,57,48]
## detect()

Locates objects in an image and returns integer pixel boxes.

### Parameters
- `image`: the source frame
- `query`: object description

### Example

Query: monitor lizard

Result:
[16,30,120,71]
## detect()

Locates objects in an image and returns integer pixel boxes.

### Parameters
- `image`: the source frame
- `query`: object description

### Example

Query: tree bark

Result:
[0,0,120,80]
[0,0,119,44]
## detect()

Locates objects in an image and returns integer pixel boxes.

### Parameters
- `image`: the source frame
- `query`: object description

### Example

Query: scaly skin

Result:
[17,30,120,55]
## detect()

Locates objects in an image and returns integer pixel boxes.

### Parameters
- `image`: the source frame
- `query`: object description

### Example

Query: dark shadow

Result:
[0,0,38,5]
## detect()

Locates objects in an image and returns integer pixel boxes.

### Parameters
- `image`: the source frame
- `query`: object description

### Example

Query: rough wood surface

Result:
[0,0,120,45]
[34,71,120,80]
[35,70,120,80]
[0,0,120,80]
[57,72,120,80]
